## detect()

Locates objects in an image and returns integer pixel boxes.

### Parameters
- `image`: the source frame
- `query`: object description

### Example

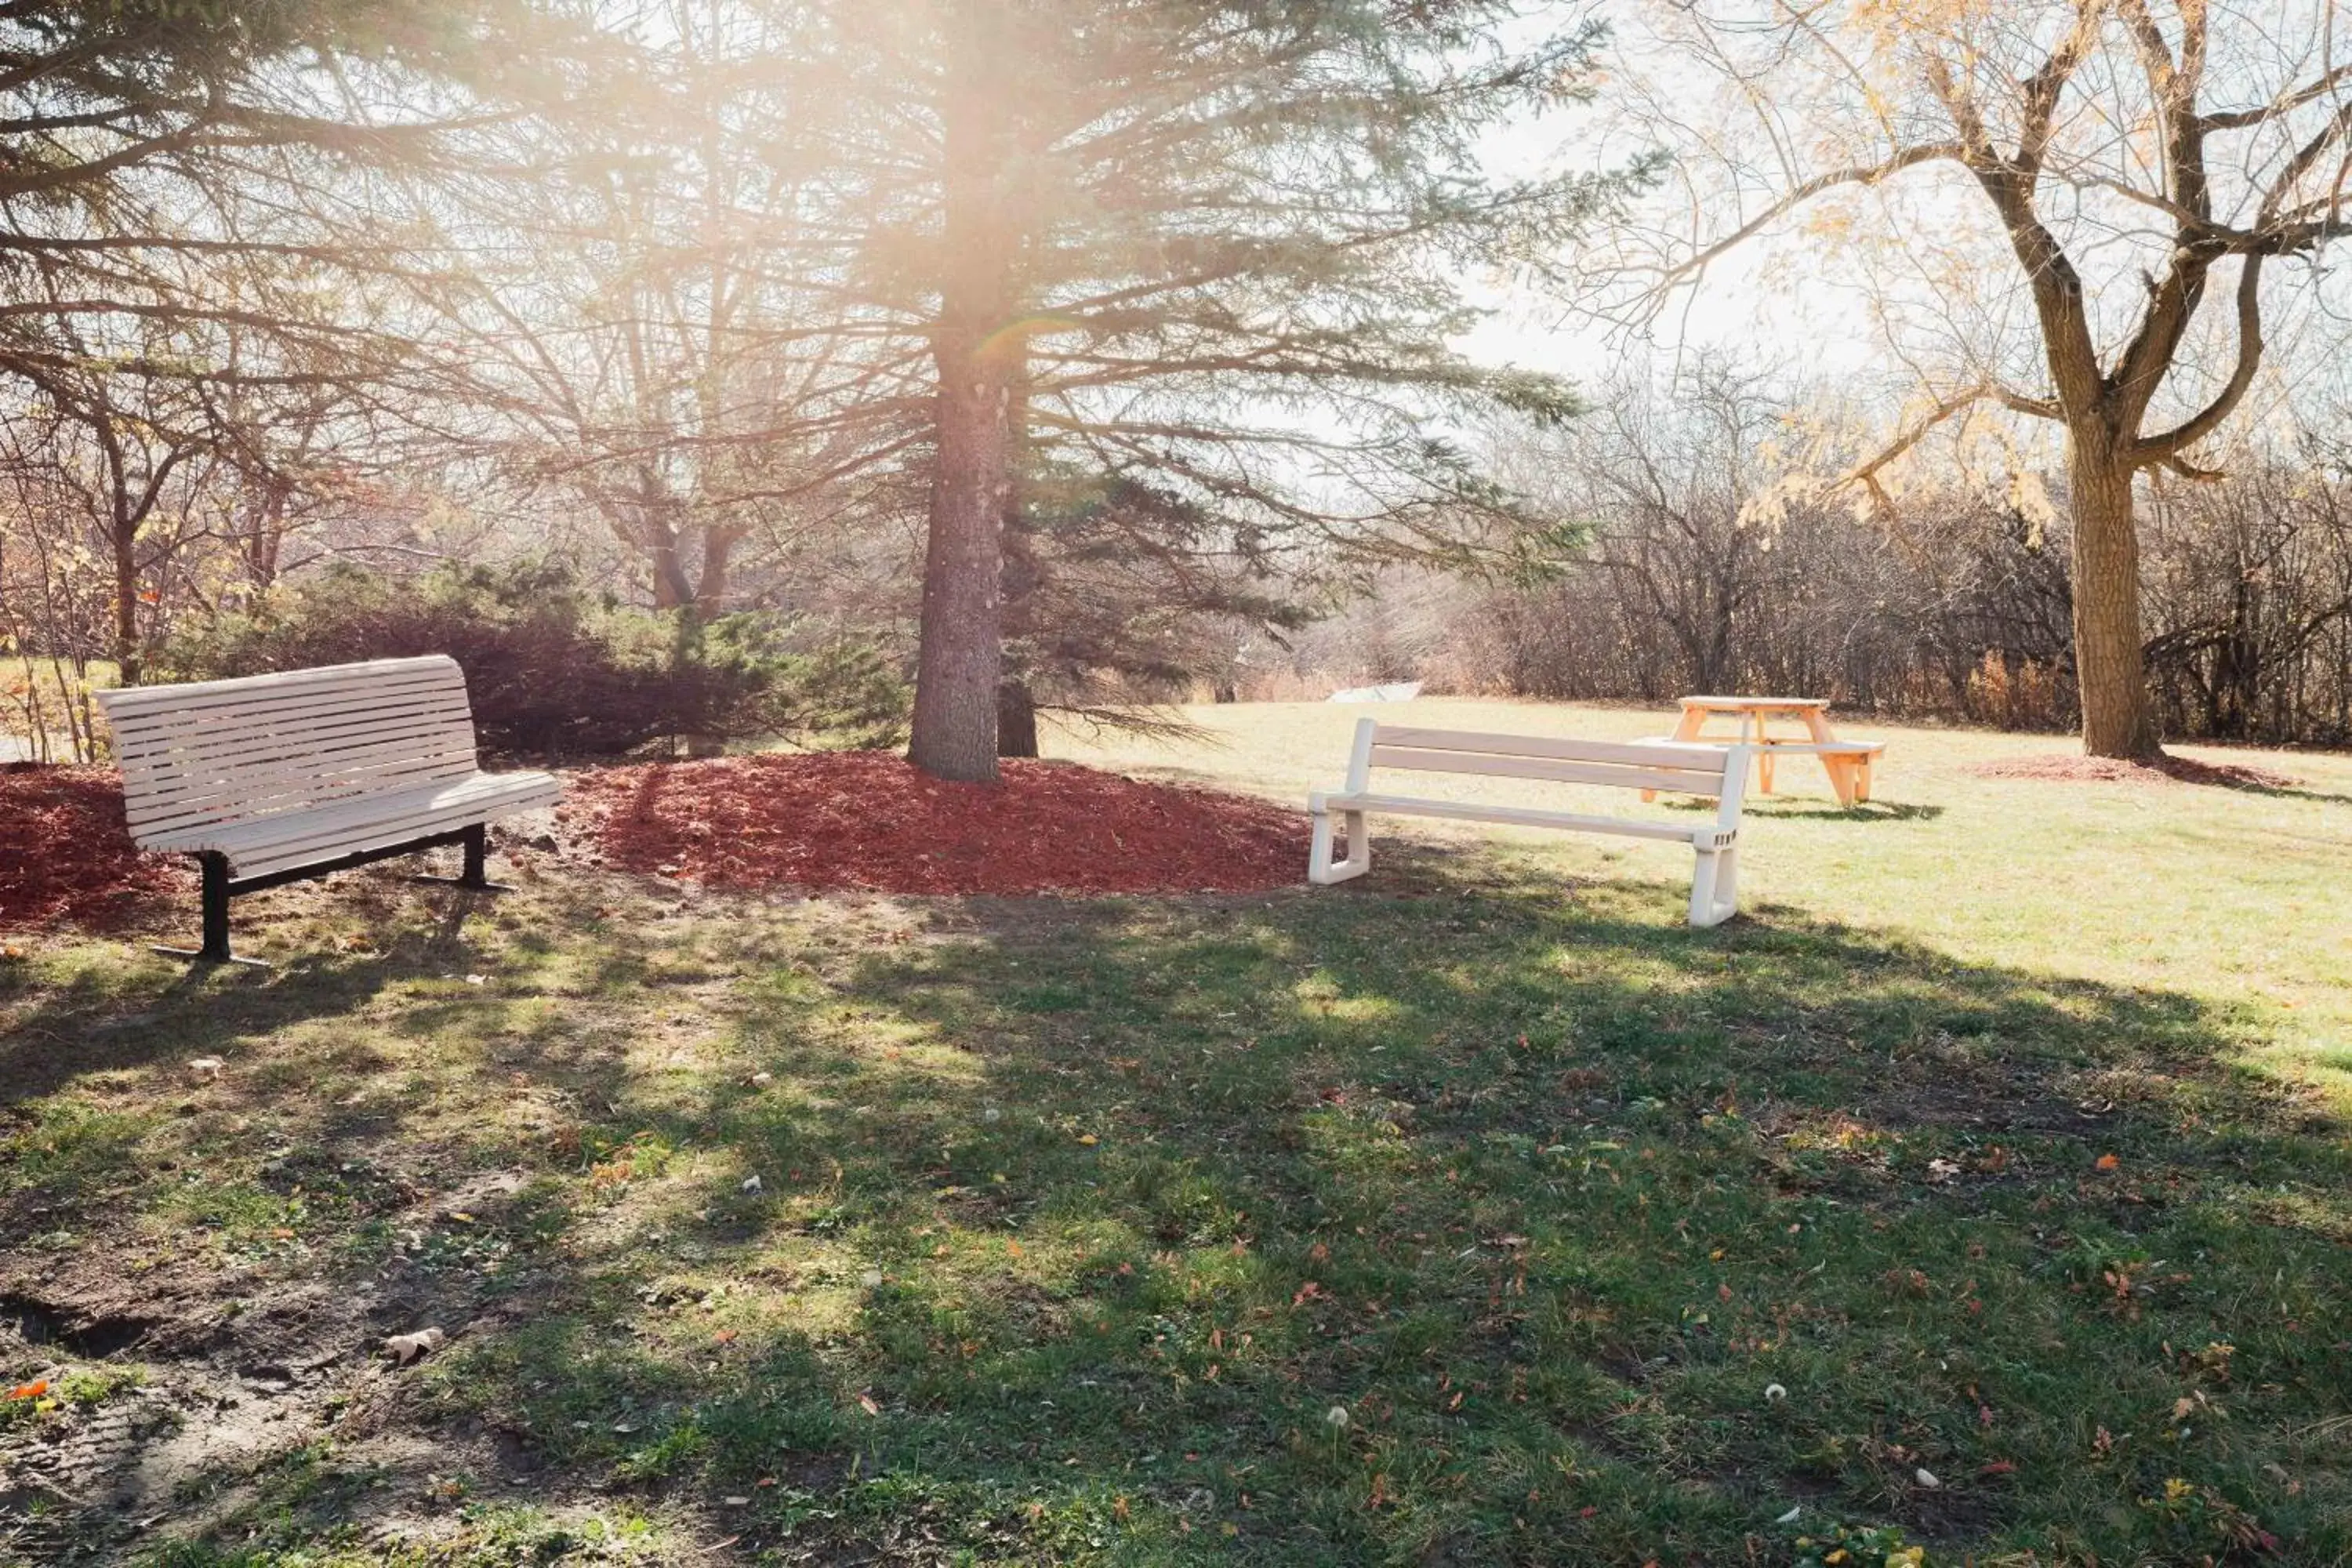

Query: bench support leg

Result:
[1688,845,1739,928]
[150,854,267,967]
[1308,809,1371,884]
[412,824,513,893]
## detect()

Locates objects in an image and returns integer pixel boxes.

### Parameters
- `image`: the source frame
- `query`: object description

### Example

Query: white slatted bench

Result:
[94,656,561,964]
[1307,720,1754,927]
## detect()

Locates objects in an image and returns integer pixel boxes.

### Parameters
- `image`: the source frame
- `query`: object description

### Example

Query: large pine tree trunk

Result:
[908,327,1011,780]
[906,22,1014,782]
[2067,430,2161,759]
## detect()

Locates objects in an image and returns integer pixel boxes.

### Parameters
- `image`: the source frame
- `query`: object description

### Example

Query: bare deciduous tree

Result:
[1588,0,2352,757]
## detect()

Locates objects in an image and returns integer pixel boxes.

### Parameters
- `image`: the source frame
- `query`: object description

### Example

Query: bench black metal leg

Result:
[151,854,267,967]
[201,854,231,959]
[412,823,513,892]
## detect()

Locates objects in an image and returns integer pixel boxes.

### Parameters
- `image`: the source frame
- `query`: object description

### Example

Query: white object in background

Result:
[1326,681,1422,703]
[1305,718,1751,927]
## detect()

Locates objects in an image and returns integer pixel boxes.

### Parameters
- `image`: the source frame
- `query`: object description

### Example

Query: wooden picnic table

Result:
[1661,695,1883,808]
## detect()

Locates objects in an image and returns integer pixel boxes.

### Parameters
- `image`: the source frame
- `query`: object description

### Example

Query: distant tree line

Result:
[1276,369,2352,748]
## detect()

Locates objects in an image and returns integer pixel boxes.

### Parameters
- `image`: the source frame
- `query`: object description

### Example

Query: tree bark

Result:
[112,525,141,687]
[996,679,1039,757]
[909,325,1011,779]
[2066,427,2161,759]
[906,19,1015,782]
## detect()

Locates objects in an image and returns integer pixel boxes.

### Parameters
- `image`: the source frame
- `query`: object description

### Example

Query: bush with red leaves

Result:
[0,764,187,931]
[558,753,1308,895]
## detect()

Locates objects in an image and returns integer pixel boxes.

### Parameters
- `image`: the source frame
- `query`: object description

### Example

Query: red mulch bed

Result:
[557,753,1308,895]
[0,764,188,931]
[1964,753,2299,789]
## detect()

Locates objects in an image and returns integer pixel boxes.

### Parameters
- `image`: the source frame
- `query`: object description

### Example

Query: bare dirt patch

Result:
[557,751,1309,895]
[0,1175,558,1560]
[1962,752,2300,789]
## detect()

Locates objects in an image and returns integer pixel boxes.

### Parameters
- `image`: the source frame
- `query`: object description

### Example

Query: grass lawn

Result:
[3,699,2349,1566]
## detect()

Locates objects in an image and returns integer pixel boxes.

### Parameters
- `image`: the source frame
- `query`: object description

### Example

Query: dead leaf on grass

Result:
[384,1327,446,1365]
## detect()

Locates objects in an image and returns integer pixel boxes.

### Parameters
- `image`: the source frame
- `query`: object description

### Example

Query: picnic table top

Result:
[1679,695,1832,710]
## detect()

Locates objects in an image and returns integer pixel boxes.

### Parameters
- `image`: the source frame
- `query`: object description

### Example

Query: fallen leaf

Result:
[383,1327,446,1365]
[858,1393,880,1416]
[1076,1133,1098,1146]
[2096,1152,2121,1171]
[714,1329,739,1345]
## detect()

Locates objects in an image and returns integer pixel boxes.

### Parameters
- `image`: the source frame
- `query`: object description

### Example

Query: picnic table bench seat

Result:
[1306,720,1753,927]
[1634,734,1885,802]
[94,655,559,964]
[1653,696,1885,804]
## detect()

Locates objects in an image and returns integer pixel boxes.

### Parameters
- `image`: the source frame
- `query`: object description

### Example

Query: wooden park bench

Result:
[1306,720,1753,927]
[95,656,561,964]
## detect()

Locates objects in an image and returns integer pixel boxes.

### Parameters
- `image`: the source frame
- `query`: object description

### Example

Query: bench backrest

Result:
[94,656,483,847]
[1345,720,1746,814]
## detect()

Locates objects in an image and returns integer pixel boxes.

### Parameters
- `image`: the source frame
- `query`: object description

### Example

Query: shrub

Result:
[156,562,908,758]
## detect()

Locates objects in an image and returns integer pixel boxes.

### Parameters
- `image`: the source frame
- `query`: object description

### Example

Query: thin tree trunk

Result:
[695,527,742,617]
[996,679,1039,757]
[112,524,141,687]
[2067,430,2161,759]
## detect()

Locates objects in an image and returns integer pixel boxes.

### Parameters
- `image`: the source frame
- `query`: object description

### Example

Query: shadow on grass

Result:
[0,874,485,1115]
[4,850,2348,1565]
[449,862,2347,1565]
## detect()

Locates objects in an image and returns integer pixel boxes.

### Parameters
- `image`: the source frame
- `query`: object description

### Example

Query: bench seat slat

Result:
[1367,746,1726,797]
[119,724,476,804]
[94,656,459,715]
[106,683,470,748]
[125,752,484,837]
[1372,727,1736,769]
[147,771,561,877]
[104,681,467,739]
[123,746,477,817]
[119,729,481,832]
[1317,792,1707,844]
[111,689,473,750]
[111,701,475,772]
[120,712,475,776]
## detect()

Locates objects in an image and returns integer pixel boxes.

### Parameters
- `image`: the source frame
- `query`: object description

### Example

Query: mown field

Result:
[2,699,2348,1566]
